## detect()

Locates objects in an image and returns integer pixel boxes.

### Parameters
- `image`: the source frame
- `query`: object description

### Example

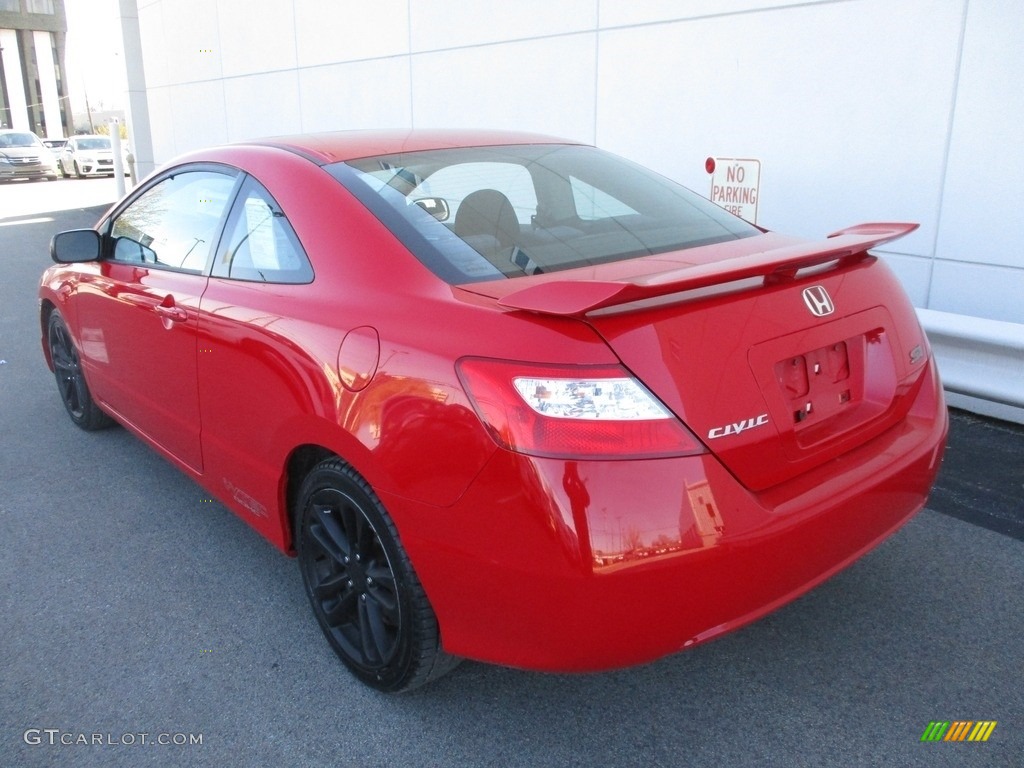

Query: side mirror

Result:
[50,229,102,264]
[413,197,450,222]
[113,235,157,264]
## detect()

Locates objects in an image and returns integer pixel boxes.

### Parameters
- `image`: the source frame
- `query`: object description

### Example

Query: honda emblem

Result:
[802,285,835,317]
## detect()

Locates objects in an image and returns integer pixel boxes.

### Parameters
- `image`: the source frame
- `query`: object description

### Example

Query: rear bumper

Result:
[388,359,947,671]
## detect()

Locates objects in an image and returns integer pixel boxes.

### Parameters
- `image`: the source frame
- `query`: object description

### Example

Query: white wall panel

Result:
[216,0,297,77]
[410,0,596,51]
[930,260,1024,325]
[878,253,932,309]
[600,0,834,27]
[145,86,177,165]
[934,0,1022,272]
[596,0,962,259]
[294,0,410,68]
[166,81,229,154]
[153,0,223,84]
[224,71,303,140]
[136,1,170,89]
[298,58,412,133]
[411,35,596,141]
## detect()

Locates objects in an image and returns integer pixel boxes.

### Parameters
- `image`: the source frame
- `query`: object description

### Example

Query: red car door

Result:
[194,176,317,543]
[74,168,239,472]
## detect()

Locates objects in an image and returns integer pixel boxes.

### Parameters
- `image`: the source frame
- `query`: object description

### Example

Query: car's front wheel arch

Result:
[40,300,57,371]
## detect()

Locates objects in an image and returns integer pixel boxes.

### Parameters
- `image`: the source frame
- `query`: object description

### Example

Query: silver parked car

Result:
[0,130,60,182]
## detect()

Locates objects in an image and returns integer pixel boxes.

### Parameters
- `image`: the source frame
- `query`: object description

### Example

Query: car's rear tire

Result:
[47,311,113,431]
[296,458,460,692]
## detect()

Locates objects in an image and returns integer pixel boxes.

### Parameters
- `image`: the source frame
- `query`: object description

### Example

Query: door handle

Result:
[155,296,188,323]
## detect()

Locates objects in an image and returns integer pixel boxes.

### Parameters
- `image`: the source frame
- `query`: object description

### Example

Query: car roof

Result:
[237,129,582,165]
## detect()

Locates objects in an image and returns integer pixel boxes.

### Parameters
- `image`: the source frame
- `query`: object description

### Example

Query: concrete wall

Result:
[127,0,1023,408]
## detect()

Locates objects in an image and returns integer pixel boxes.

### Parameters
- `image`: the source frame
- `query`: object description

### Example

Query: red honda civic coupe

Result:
[39,130,947,691]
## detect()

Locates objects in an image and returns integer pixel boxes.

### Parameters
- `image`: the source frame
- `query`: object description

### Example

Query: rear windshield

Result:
[326,144,758,284]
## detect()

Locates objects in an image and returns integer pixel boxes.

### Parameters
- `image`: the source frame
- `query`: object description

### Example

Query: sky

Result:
[63,0,127,115]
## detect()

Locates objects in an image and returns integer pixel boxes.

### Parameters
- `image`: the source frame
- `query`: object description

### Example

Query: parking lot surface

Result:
[2,183,1022,767]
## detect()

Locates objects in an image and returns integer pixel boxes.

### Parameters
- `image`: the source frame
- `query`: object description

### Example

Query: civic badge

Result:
[802,285,835,317]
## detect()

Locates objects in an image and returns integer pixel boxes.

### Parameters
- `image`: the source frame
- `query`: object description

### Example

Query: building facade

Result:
[0,0,72,138]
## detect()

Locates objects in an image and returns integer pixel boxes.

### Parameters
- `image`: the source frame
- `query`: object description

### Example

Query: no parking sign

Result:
[706,157,761,224]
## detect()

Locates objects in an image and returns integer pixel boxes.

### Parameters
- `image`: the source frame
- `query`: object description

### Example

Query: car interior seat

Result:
[452,189,521,258]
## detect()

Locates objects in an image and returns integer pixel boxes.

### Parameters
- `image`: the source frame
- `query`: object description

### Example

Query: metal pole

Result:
[110,118,126,197]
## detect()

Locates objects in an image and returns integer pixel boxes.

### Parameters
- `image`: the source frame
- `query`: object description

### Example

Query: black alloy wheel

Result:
[47,312,112,431]
[296,459,459,692]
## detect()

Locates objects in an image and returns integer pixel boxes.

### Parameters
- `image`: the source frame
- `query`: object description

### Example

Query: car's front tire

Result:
[296,458,459,692]
[47,311,113,431]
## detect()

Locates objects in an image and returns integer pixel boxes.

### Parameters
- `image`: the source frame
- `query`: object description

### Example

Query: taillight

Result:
[456,358,706,460]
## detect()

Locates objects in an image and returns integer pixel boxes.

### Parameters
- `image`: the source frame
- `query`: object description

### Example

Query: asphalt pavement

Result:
[1,182,1022,767]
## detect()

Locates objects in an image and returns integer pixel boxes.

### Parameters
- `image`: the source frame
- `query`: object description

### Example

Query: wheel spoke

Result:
[50,328,76,370]
[51,346,74,371]
[366,565,398,616]
[313,570,349,600]
[70,372,89,413]
[56,373,74,403]
[358,595,391,664]
[354,508,375,553]
[338,503,362,552]
[309,502,352,563]
[322,590,358,628]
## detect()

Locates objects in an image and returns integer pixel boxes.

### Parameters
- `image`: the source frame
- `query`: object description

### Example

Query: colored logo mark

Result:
[920,721,997,742]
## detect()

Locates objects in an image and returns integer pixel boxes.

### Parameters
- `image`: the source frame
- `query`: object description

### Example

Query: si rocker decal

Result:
[708,413,769,440]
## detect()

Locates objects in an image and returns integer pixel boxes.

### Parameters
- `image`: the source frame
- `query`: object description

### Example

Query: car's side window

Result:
[110,170,238,273]
[212,177,313,284]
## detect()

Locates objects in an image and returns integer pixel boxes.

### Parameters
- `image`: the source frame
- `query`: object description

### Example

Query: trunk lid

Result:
[461,224,932,491]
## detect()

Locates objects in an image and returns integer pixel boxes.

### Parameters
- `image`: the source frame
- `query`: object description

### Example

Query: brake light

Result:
[457,358,706,459]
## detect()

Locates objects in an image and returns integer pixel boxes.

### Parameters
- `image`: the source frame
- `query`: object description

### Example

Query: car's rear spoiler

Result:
[496,223,919,317]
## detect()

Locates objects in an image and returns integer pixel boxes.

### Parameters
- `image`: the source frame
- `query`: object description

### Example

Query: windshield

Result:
[0,132,41,149]
[327,144,759,284]
[76,138,111,150]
